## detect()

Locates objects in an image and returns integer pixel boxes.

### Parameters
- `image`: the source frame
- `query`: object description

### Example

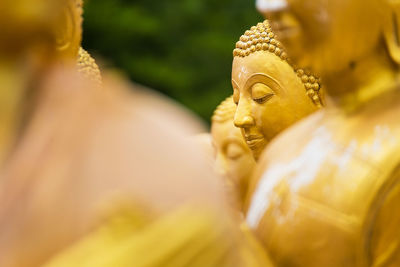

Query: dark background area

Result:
[82,0,262,123]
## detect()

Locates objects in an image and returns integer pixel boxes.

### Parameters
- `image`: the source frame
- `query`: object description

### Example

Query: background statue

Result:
[246,0,400,266]
[232,20,323,160]
[211,96,256,211]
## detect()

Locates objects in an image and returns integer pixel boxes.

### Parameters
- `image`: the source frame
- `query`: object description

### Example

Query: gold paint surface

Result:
[232,21,321,160]
[247,0,400,266]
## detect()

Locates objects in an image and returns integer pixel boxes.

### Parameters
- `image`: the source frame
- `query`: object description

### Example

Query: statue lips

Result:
[244,134,265,151]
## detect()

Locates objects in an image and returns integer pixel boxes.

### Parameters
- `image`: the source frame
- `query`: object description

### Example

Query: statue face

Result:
[56,0,83,59]
[258,0,381,75]
[211,118,256,199]
[232,51,317,160]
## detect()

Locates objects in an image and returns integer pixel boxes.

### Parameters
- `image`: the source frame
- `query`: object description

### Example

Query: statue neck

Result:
[322,47,400,111]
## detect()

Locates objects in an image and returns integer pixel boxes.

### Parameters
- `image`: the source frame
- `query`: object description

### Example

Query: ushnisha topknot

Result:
[233,20,323,107]
[233,20,287,60]
[212,96,236,123]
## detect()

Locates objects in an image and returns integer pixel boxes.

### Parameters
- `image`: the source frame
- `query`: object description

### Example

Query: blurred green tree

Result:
[82,0,262,122]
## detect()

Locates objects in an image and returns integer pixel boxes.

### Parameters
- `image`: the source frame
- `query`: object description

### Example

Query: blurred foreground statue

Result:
[0,1,272,266]
[247,0,400,266]
[232,20,323,160]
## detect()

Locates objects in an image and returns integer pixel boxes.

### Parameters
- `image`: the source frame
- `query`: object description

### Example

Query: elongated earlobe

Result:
[55,5,74,53]
[383,3,400,65]
[54,1,82,59]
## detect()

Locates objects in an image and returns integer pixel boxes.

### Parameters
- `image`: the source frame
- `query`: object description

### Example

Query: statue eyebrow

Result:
[245,73,283,93]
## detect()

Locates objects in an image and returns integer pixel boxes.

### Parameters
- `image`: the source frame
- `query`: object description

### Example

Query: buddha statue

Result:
[246,0,400,266]
[0,1,273,266]
[232,20,323,160]
[211,96,256,211]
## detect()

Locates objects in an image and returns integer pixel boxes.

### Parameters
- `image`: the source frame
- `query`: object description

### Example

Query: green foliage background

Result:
[82,0,262,122]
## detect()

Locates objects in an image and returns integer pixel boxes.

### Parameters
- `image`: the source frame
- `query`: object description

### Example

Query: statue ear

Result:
[55,5,74,53]
[54,2,82,59]
[383,1,400,65]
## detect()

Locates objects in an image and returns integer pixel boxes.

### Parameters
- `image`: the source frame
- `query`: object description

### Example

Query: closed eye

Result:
[251,83,275,104]
[225,142,244,160]
[254,93,274,104]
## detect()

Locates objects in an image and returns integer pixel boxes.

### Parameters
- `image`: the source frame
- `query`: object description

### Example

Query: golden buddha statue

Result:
[246,0,400,266]
[211,96,256,210]
[0,1,273,266]
[232,20,323,160]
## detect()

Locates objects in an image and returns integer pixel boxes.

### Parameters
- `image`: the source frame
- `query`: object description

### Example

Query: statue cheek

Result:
[251,105,265,128]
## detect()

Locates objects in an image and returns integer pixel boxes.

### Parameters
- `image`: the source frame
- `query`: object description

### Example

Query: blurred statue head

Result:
[232,21,322,160]
[0,0,65,84]
[256,0,400,77]
[0,0,82,60]
[211,96,256,207]
[0,0,83,80]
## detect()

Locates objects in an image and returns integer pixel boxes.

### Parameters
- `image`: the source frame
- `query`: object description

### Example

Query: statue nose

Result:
[256,0,288,13]
[215,154,227,177]
[234,98,254,128]
[234,110,255,128]
[234,115,254,128]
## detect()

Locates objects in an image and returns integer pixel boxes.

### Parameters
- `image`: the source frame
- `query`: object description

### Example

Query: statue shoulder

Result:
[245,108,326,204]
[359,89,400,265]
[361,163,400,266]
